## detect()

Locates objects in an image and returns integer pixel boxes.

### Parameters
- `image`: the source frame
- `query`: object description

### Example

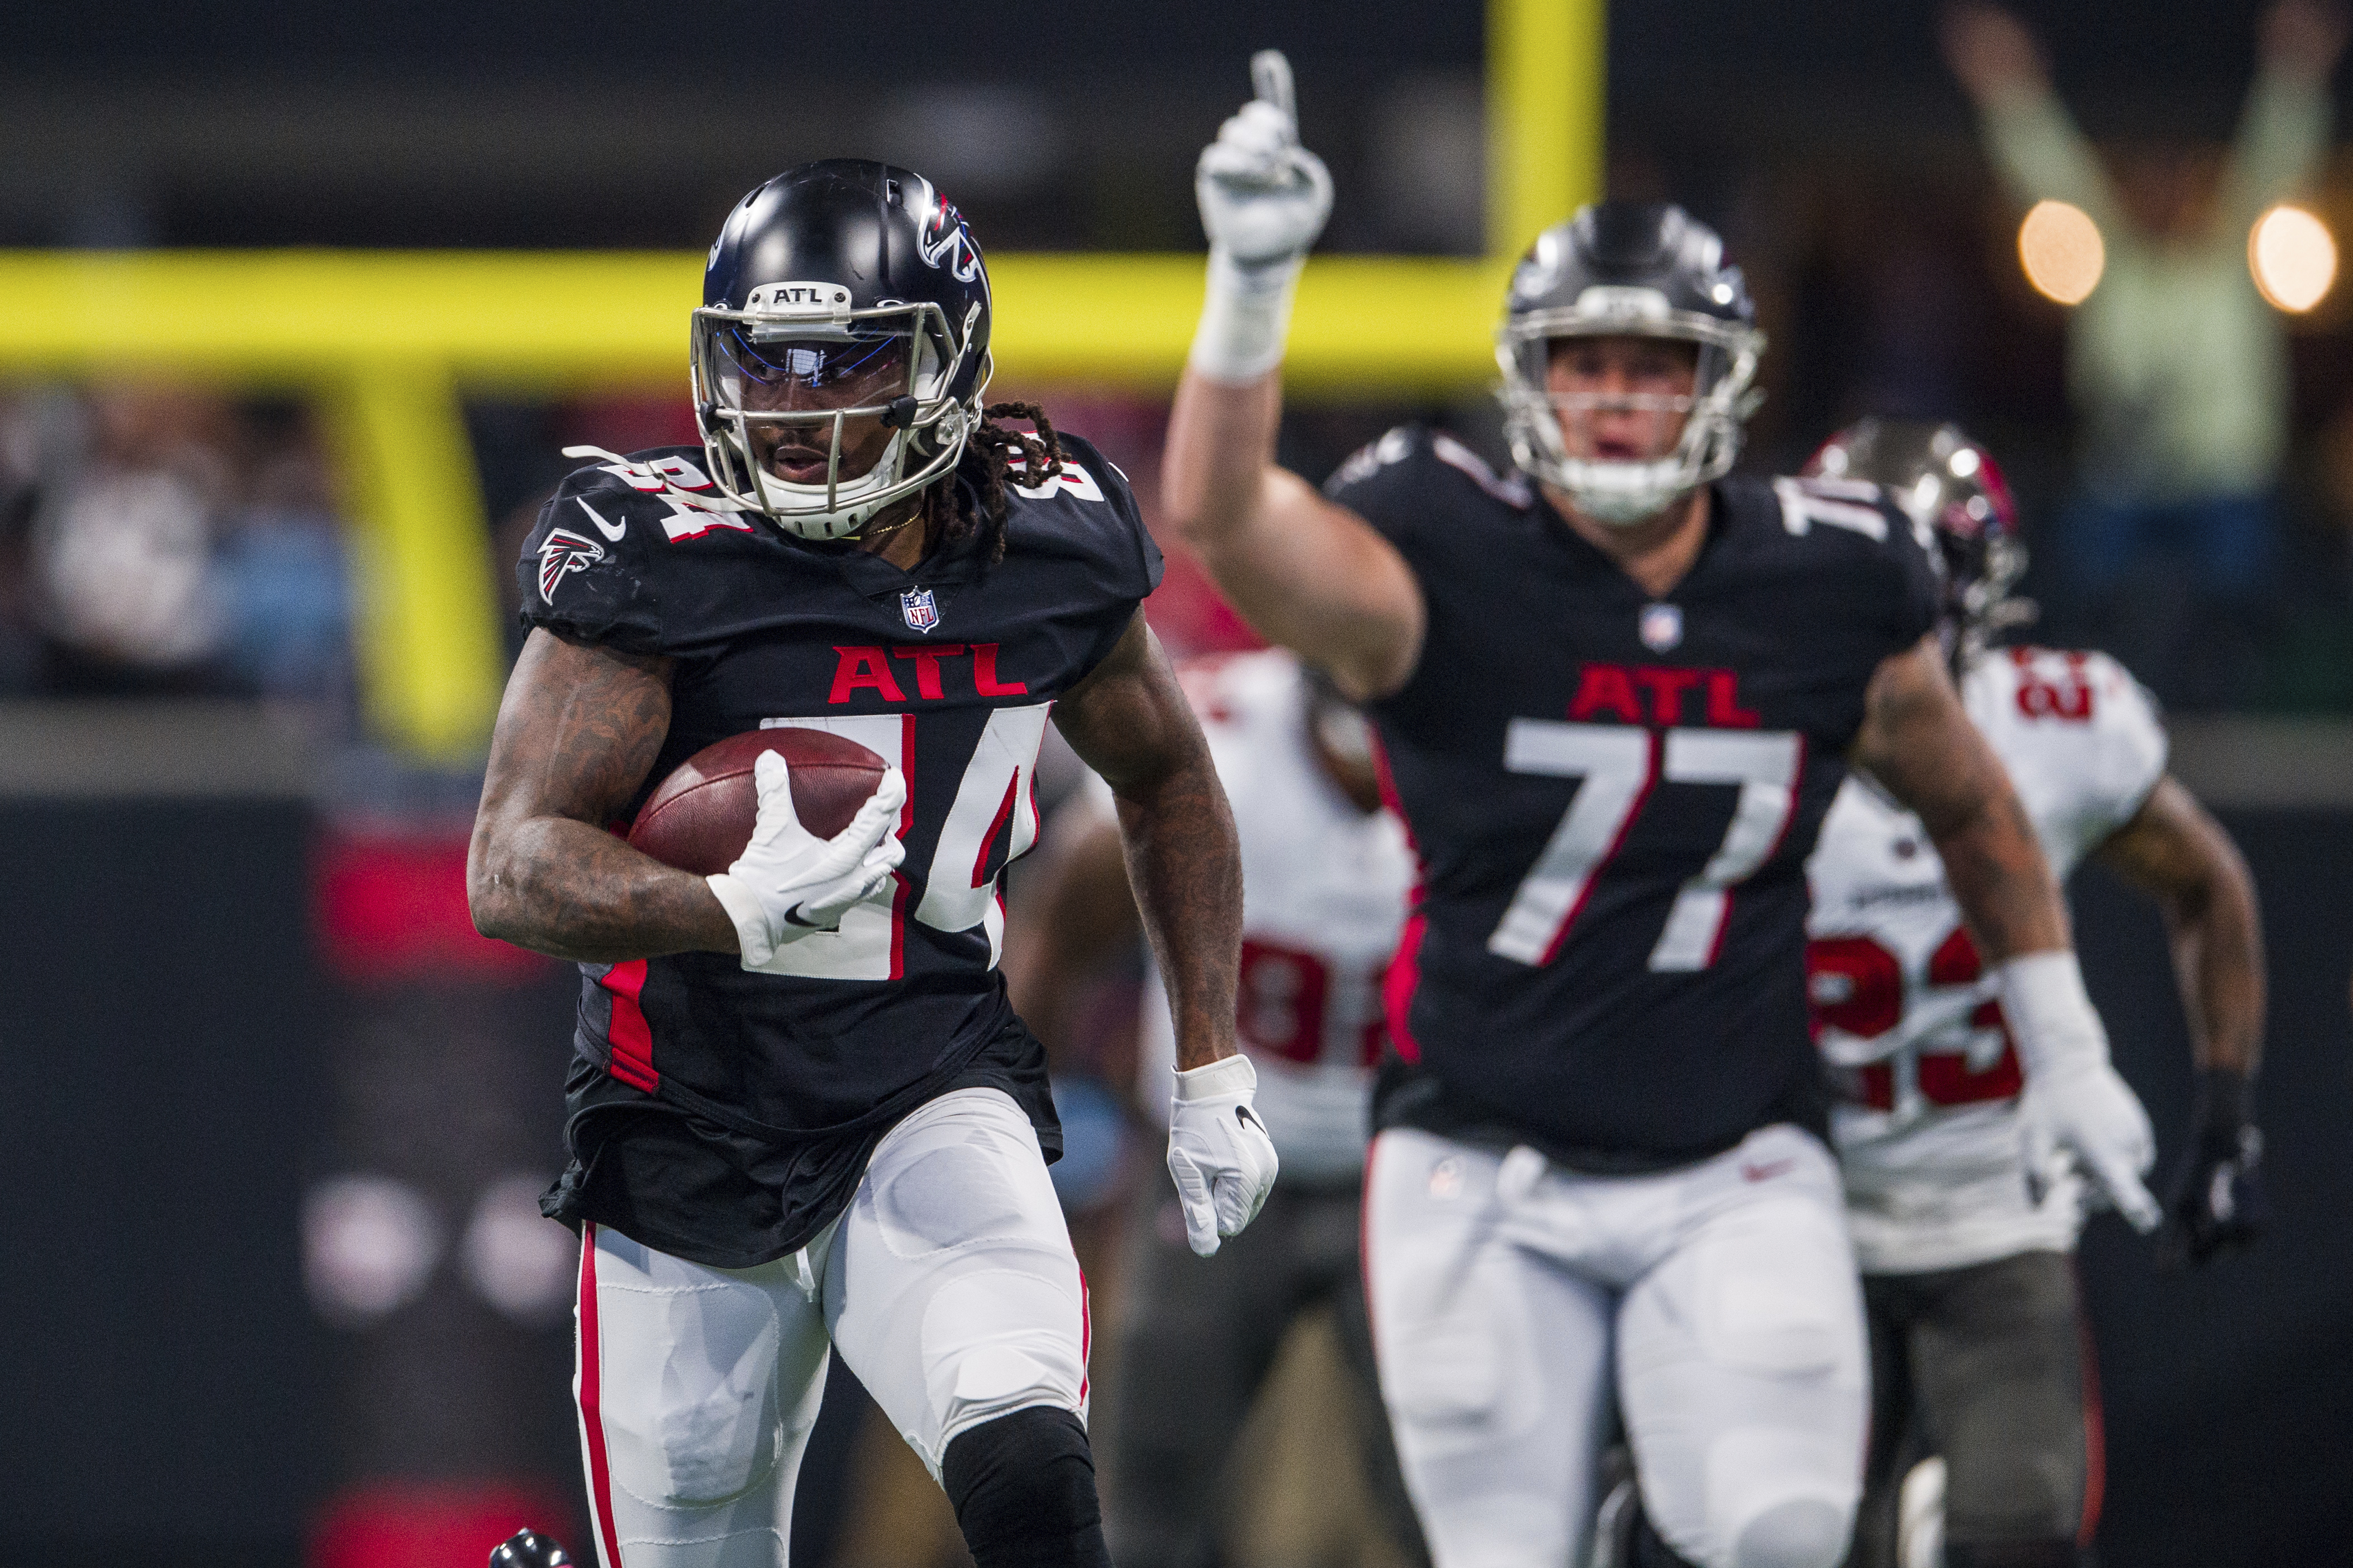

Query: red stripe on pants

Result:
[1077,1267,1092,1405]
[2077,1305,2106,1547]
[578,1224,626,1568]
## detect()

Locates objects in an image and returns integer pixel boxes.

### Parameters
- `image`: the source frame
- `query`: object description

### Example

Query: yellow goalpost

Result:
[0,0,1599,759]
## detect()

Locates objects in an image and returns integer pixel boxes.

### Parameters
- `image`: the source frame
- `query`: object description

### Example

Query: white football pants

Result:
[573,1088,1091,1568]
[1364,1123,1867,1568]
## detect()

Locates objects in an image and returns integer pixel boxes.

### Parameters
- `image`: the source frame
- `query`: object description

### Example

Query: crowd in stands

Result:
[0,384,353,706]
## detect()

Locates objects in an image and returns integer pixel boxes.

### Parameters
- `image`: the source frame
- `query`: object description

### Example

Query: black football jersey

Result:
[516,437,1161,1267]
[1326,428,1940,1169]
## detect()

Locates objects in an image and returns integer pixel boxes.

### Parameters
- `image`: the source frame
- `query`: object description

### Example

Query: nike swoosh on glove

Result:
[706,750,906,971]
[2000,951,2161,1233]
[1166,1053,1280,1257]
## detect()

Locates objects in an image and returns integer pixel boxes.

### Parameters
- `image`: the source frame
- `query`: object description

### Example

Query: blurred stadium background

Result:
[2,1,2349,1564]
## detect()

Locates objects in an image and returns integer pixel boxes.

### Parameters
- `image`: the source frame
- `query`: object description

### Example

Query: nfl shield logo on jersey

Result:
[900,586,941,633]
[1640,602,1683,652]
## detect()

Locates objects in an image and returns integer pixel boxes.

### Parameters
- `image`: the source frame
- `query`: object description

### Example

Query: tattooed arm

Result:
[468,627,738,963]
[1051,611,1242,1071]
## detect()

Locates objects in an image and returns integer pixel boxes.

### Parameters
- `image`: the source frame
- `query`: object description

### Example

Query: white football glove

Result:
[1999,951,2161,1233]
[1197,51,1334,269]
[1166,1054,1280,1256]
[706,751,905,971]
[1190,50,1334,383]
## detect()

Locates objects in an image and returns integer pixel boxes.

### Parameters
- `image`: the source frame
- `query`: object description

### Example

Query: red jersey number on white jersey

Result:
[1807,924,2022,1112]
[1237,937,1388,1071]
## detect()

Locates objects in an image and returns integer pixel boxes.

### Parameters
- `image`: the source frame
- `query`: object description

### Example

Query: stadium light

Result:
[2017,199,2104,306]
[2250,203,2337,313]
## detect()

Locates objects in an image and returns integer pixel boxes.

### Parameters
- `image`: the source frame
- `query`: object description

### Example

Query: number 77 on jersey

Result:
[1487,716,1803,974]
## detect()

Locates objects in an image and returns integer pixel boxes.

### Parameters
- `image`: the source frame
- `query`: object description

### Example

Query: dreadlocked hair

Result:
[919,400,1065,566]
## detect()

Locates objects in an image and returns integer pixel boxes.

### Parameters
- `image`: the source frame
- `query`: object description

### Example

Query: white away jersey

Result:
[1119,650,1415,1183]
[1805,647,2166,1273]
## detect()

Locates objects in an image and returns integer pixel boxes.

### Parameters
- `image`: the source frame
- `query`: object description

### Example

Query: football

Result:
[626,729,890,876]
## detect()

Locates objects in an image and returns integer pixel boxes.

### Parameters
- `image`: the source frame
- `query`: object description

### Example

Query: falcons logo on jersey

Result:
[538,527,606,601]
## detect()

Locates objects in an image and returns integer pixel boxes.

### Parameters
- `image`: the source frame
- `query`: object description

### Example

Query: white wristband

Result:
[705,871,777,969]
[1173,1052,1258,1102]
[1993,950,2108,1075]
[1188,249,1303,384]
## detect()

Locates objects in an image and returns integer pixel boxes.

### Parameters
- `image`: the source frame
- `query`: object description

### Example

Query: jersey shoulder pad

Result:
[1736,471,1943,654]
[1325,425,1530,549]
[517,446,736,652]
[1002,432,1162,603]
[1972,647,2167,827]
[1429,430,1534,507]
[565,444,726,506]
[1324,424,1425,499]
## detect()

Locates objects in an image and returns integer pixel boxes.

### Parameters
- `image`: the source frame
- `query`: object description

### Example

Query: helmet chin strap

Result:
[1508,370,1744,530]
[1508,401,1704,527]
[1493,308,1762,531]
[748,399,981,542]
[750,427,911,538]
[1552,457,1691,527]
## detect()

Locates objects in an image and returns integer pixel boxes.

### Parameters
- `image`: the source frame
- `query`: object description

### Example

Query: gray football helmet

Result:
[1496,202,1765,526]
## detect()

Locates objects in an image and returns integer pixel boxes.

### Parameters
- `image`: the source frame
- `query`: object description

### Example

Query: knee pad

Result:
[1693,1429,1856,1568]
[1631,1496,1847,1568]
[1727,1498,1848,1568]
[592,1284,785,1509]
[942,1406,1111,1568]
[1632,1508,1705,1568]
[926,1279,1087,1447]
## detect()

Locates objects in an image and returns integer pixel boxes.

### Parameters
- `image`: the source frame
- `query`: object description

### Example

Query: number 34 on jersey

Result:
[743,707,1048,981]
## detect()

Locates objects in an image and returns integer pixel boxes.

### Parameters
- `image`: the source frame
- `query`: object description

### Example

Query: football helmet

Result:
[1804,418,2029,662]
[1495,202,1765,526]
[692,159,992,540]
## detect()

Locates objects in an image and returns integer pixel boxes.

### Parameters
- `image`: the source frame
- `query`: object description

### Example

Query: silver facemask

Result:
[690,284,990,541]
[1495,288,1764,527]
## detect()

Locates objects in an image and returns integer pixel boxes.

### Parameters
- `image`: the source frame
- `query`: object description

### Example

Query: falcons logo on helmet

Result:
[918,194,981,283]
[538,528,606,601]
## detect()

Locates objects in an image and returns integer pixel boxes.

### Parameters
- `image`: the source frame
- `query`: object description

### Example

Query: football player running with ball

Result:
[468,160,1276,1568]
[1802,422,2268,1568]
[1160,57,2160,1568]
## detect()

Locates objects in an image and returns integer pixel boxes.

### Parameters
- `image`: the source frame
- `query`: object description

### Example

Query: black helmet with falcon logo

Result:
[1494,202,1765,526]
[692,160,994,540]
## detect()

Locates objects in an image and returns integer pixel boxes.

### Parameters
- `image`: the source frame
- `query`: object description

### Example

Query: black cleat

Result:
[491,1529,574,1568]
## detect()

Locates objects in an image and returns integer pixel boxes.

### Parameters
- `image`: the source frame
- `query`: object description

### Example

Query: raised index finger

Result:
[1250,49,1297,129]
